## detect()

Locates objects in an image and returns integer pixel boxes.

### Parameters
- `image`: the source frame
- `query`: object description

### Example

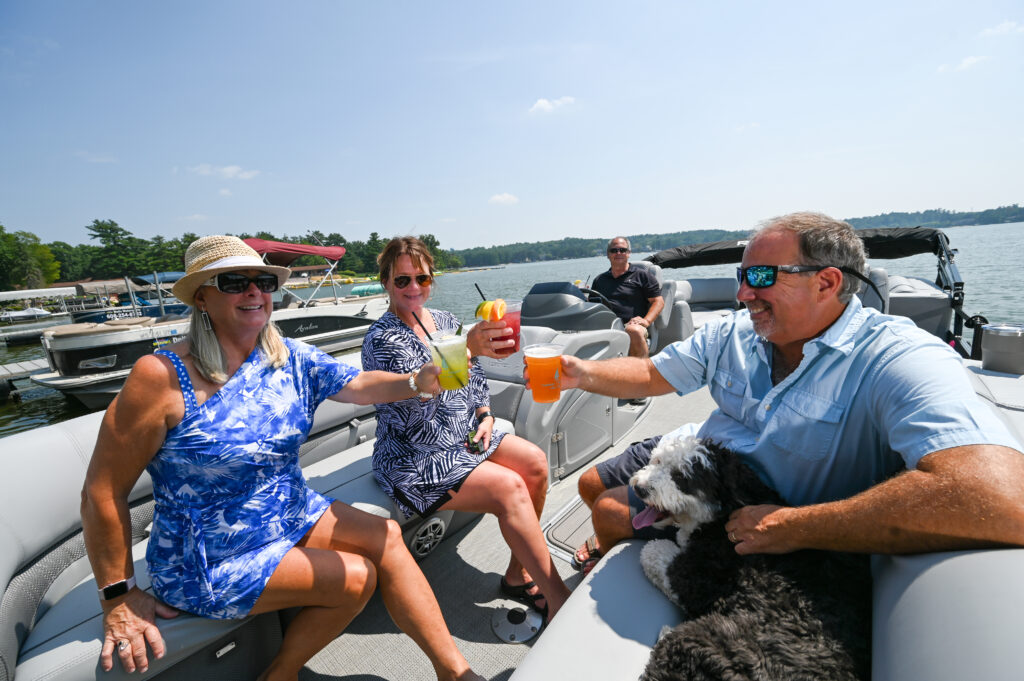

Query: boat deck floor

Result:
[300,387,715,680]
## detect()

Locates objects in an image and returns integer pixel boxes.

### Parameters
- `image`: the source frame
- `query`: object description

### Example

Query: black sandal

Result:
[499,577,549,619]
[571,534,603,571]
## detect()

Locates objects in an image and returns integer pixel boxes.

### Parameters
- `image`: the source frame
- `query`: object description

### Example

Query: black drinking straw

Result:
[474,283,487,301]
[409,309,465,388]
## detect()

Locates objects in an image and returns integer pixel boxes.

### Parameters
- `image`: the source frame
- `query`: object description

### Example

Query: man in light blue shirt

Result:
[554,212,1024,566]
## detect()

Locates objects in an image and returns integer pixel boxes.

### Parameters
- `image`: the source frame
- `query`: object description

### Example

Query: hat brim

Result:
[172,264,292,306]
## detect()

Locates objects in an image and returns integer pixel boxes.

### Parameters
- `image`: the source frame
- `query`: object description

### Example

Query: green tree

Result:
[86,219,146,278]
[0,225,18,291]
[7,231,60,288]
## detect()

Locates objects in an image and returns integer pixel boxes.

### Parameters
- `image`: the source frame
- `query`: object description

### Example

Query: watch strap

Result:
[98,575,137,601]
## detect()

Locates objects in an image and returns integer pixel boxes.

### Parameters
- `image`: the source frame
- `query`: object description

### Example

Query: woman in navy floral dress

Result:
[81,236,483,681]
[363,237,571,621]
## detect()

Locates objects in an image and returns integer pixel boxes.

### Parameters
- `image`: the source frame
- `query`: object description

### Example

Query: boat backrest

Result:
[886,275,953,338]
[857,266,890,312]
[628,261,676,328]
[675,277,739,311]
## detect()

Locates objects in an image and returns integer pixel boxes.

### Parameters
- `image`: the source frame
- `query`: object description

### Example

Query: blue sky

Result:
[2,1,1022,250]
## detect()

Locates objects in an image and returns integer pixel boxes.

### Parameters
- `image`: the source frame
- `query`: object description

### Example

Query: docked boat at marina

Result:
[30,241,389,409]
[4,227,1023,680]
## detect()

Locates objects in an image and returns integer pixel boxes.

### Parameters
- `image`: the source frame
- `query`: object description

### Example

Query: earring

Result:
[200,309,213,332]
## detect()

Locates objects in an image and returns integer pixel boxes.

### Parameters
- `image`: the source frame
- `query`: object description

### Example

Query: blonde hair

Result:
[188,312,289,384]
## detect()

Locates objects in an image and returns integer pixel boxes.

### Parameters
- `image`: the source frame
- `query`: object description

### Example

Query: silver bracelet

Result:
[408,368,433,400]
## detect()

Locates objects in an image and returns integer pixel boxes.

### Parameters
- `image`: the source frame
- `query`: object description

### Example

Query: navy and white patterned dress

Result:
[145,339,359,619]
[362,309,506,518]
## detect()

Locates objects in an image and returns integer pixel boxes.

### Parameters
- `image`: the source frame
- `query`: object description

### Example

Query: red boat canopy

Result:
[243,238,347,266]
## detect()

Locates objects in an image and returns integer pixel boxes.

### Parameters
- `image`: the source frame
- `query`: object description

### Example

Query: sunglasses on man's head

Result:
[736,264,828,288]
[608,247,630,254]
[393,274,433,289]
[211,272,280,294]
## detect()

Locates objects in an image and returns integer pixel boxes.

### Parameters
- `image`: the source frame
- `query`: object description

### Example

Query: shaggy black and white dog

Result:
[630,435,871,681]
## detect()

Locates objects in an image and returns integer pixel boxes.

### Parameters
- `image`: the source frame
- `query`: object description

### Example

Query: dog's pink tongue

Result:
[632,505,662,530]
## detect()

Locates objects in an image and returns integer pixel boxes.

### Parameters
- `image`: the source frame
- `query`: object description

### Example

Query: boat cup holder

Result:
[981,324,1024,374]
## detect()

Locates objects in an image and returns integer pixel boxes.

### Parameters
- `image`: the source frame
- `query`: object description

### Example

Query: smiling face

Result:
[193,268,273,335]
[384,254,432,317]
[736,229,835,350]
[607,237,631,270]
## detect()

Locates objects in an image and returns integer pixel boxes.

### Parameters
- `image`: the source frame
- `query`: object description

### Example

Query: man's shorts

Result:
[594,435,675,541]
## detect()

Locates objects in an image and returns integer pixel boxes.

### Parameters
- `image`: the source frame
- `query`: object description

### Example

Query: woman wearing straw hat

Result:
[80,235,484,681]
[362,237,571,623]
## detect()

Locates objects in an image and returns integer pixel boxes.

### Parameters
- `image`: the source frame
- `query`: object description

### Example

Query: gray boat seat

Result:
[2,392,424,681]
[856,266,890,312]
[511,539,1024,681]
[509,540,680,681]
[886,275,953,337]
[670,277,740,339]
[626,261,677,354]
[477,326,634,480]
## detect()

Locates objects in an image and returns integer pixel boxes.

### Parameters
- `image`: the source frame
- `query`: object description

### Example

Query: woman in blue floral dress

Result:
[81,236,483,681]
[363,237,571,622]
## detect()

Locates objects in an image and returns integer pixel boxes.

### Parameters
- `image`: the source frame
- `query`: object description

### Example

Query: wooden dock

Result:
[0,359,50,381]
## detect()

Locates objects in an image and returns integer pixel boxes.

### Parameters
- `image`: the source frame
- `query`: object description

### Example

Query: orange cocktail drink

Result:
[524,343,563,403]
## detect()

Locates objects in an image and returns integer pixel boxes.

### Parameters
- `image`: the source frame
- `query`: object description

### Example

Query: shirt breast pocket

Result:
[771,388,844,461]
[711,369,752,423]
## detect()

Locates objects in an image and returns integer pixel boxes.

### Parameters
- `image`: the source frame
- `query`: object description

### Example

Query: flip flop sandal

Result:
[571,534,603,571]
[499,577,549,619]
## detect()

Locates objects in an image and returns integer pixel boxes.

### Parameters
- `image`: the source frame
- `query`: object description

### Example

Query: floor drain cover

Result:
[491,605,543,643]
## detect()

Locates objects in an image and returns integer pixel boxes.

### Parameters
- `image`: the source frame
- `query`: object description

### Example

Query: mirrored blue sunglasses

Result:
[736,265,828,288]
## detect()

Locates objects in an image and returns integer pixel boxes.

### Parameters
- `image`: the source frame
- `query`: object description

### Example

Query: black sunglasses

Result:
[393,274,433,289]
[212,272,280,294]
[736,264,826,288]
[608,247,630,254]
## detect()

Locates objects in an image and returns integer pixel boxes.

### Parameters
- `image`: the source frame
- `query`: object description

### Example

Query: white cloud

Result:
[184,214,208,222]
[188,163,260,180]
[440,217,456,223]
[735,122,761,134]
[219,188,232,197]
[529,96,576,114]
[980,20,1024,36]
[75,150,117,164]
[937,56,990,73]
[489,193,520,205]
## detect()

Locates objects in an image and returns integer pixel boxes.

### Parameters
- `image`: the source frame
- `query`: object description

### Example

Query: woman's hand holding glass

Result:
[467,321,515,358]
[414,362,443,398]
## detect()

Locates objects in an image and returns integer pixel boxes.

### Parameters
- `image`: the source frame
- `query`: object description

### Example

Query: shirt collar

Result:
[808,296,869,355]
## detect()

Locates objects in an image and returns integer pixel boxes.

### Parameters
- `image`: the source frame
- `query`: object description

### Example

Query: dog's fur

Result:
[630,435,871,681]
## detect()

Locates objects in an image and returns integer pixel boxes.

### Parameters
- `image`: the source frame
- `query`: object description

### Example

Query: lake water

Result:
[2,221,1021,439]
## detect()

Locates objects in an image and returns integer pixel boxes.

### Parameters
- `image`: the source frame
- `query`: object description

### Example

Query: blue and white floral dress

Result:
[362,309,506,518]
[146,338,359,619]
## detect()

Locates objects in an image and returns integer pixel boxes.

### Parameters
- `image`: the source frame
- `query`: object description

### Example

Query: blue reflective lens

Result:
[736,265,778,288]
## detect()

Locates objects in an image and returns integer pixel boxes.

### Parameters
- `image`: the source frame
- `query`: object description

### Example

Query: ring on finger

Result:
[117,640,130,652]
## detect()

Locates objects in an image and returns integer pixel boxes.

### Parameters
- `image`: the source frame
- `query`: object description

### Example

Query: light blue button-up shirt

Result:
[651,296,1022,506]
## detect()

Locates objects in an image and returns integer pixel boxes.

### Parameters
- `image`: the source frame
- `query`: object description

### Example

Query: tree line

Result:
[0,220,462,292]
[1,203,1021,292]
[451,204,1024,267]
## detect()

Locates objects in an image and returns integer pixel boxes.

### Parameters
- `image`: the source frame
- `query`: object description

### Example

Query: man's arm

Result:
[534,355,678,399]
[726,443,1024,555]
[630,295,664,328]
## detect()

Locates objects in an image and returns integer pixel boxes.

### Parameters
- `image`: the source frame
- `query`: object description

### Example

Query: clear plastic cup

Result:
[431,334,469,390]
[523,343,563,403]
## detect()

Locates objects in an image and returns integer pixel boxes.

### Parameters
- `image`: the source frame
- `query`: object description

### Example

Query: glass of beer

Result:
[524,343,563,403]
[431,335,469,390]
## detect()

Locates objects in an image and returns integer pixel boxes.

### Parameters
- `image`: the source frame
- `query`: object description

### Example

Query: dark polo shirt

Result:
[592,264,661,323]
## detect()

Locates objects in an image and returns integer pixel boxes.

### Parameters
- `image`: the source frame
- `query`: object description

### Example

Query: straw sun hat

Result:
[171,235,291,306]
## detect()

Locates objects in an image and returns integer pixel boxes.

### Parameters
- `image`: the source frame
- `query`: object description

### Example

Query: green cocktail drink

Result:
[431,334,469,390]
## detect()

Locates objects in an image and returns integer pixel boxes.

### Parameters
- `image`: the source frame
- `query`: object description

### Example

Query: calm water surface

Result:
[2,221,1021,439]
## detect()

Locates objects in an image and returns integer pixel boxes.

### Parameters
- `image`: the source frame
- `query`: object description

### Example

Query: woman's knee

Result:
[324,554,377,609]
[519,442,549,491]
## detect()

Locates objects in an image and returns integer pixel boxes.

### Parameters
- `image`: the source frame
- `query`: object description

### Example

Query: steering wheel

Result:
[578,287,614,308]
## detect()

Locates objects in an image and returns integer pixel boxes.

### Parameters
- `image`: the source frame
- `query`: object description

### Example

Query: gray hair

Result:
[753,212,867,304]
[608,236,631,250]
[188,312,289,384]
